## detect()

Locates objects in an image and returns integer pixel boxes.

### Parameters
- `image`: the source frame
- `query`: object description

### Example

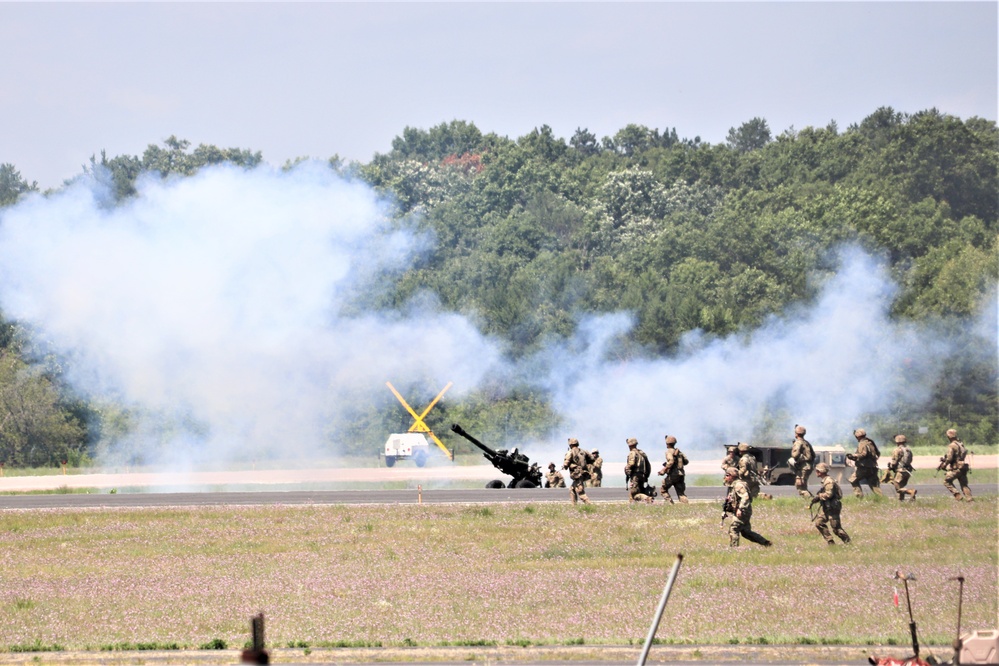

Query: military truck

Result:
[383,432,431,467]
[729,443,849,484]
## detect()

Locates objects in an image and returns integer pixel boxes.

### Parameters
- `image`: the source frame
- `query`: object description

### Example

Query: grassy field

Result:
[0,495,995,657]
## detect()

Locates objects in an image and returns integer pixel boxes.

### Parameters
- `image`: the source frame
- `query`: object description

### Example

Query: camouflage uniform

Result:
[737,443,763,499]
[811,464,851,545]
[625,438,654,504]
[563,438,592,504]
[790,426,815,498]
[545,464,565,488]
[887,436,915,501]
[941,430,972,501]
[657,436,689,504]
[723,469,771,548]
[847,429,884,497]
[721,447,738,487]
[587,450,603,488]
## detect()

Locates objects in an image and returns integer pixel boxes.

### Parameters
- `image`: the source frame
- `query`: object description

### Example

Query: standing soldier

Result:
[790,425,815,498]
[625,438,654,504]
[886,435,916,501]
[656,435,689,504]
[562,438,593,505]
[545,462,566,488]
[721,445,738,486]
[846,428,884,497]
[940,429,973,501]
[737,442,766,499]
[722,467,772,548]
[588,449,603,488]
[810,462,851,545]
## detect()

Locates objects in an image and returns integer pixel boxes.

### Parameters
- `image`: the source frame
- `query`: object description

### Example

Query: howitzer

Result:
[450,423,543,489]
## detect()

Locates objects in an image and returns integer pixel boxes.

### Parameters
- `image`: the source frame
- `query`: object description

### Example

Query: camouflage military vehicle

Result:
[729,443,849,485]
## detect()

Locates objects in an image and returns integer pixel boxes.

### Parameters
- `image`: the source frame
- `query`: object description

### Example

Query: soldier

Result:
[810,462,851,545]
[886,435,916,501]
[721,445,738,487]
[545,462,566,488]
[846,428,884,497]
[656,435,689,504]
[940,428,973,501]
[790,425,815,498]
[722,467,772,548]
[736,442,765,499]
[587,449,603,488]
[624,438,654,504]
[562,438,592,505]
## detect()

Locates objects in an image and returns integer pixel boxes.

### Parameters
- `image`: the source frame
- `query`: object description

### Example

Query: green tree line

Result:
[0,107,996,465]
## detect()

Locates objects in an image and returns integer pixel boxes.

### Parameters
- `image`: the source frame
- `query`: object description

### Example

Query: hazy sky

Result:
[2,2,996,190]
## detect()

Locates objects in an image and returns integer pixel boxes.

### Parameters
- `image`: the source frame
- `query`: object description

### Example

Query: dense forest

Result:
[0,107,996,467]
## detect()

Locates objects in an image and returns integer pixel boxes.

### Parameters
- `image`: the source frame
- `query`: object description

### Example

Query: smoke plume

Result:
[0,165,991,471]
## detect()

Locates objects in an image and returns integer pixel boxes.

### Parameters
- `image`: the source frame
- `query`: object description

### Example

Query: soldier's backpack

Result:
[637,449,652,481]
[955,441,969,469]
[570,448,592,481]
[868,438,881,460]
[900,446,913,471]
[801,439,815,463]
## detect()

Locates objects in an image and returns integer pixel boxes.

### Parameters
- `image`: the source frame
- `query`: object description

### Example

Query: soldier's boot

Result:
[762,540,772,548]
[679,495,688,504]
[963,487,974,502]
[643,496,654,505]
[581,496,592,505]
[909,489,917,501]
[871,486,884,497]
[953,492,964,501]
[729,537,740,548]
[852,486,864,498]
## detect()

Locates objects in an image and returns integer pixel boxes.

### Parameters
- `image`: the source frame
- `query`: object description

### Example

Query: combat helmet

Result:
[894,434,907,444]
[794,425,806,435]
[626,437,638,447]
[815,462,829,475]
[665,435,677,446]
[737,442,749,453]
[853,428,867,438]
[946,428,958,438]
[567,437,579,447]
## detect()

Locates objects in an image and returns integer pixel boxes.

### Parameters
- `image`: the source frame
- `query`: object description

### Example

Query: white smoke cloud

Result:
[533,246,968,459]
[0,164,501,467]
[0,165,989,473]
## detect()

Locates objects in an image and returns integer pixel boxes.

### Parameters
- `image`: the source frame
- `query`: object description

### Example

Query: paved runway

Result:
[0,480,984,509]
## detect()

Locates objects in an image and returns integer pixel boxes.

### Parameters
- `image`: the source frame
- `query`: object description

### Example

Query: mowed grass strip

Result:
[0,497,995,652]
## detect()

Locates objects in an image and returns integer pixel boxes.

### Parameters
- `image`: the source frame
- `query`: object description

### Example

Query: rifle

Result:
[934,457,947,478]
[882,464,895,484]
[721,489,736,526]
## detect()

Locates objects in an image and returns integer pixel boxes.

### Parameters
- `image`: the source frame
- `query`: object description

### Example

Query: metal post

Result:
[951,575,965,666]
[637,554,683,666]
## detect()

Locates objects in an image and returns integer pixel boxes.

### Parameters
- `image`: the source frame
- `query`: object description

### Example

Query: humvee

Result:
[730,444,849,485]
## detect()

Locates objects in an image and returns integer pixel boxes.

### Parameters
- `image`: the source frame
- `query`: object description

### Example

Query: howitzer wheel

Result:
[485,480,505,489]
[513,479,537,488]
[384,455,396,468]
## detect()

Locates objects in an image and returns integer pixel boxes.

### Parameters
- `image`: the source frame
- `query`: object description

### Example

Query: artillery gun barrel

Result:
[450,423,498,459]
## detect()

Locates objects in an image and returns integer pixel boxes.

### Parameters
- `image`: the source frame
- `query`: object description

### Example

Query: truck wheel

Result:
[485,480,505,489]
[773,473,794,486]
[513,479,536,488]
[413,451,427,467]
[385,456,396,468]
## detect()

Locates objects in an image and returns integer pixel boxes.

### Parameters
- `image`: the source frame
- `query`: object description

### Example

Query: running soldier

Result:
[625,438,654,504]
[545,462,565,488]
[587,449,603,488]
[810,462,851,545]
[562,438,592,505]
[846,428,884,497]
[722,467,772,548]
[656,435,689,504]
[940,429,973,502]
[886,435,916,501]
[790,425,815,498]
